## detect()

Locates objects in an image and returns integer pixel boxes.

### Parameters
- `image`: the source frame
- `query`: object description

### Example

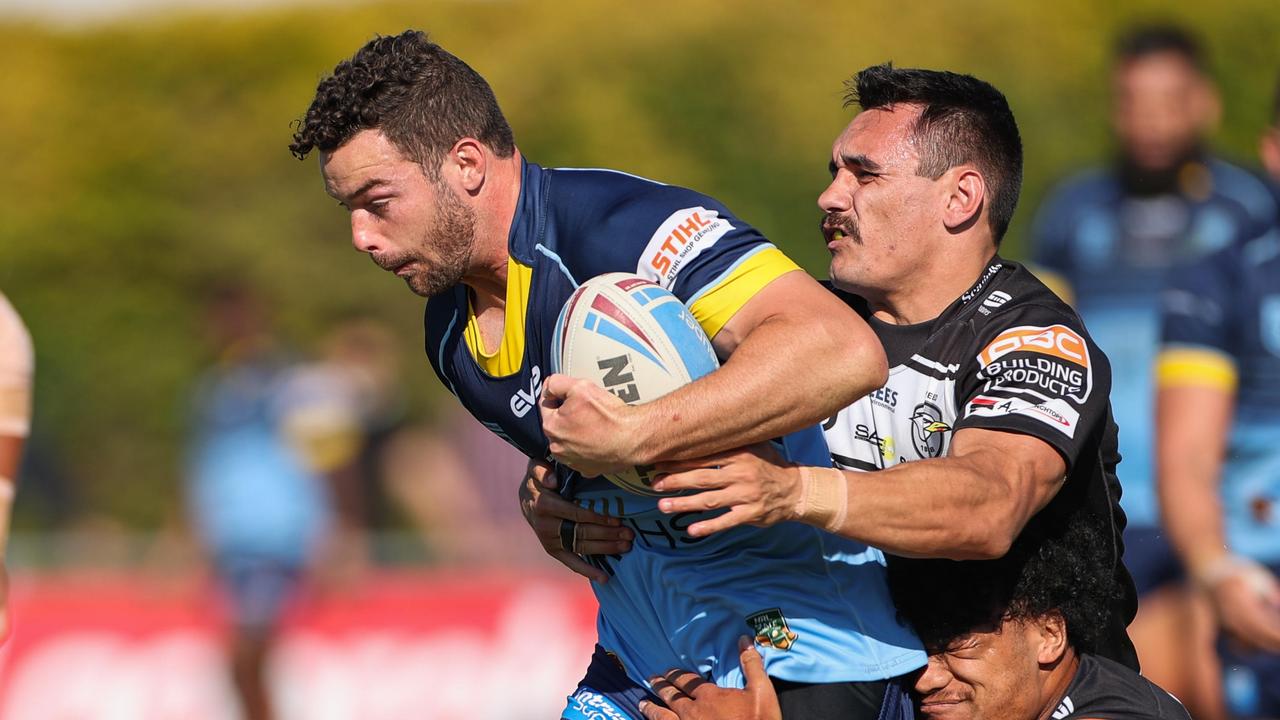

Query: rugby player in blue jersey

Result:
[1156,89,1280,718]
[291,30,923,720]
[1029,26,1278,714]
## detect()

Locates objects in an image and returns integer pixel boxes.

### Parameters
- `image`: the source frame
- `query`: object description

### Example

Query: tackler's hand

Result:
[540,373,644,477]
[639,636,782,720]
[518,456,633,583]
[651,444,803,538]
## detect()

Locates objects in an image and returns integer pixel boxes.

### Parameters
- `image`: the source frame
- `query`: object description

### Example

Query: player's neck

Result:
[870,249,997,326]
[463,149,525,310]
[1034,648,1081,720]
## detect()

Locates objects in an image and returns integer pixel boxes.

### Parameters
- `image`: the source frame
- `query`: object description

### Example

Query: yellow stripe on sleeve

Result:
[687,246,801,340]
[1155,347,1238,392]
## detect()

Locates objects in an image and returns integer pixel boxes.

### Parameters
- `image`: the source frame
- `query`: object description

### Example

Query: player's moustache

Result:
[821,213,860,242]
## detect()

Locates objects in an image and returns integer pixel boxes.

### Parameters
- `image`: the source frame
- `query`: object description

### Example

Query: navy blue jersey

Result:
[1030,157,1277,527]
[424,161,924,690]
[1158,228,1280,563]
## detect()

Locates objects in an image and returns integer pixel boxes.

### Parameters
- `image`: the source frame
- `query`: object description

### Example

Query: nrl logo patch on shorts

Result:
[747,608,799,651]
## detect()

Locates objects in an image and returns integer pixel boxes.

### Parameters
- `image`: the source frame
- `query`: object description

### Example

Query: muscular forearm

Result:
[1157,386,1233,575]
[814,461,1038,560]
[633,312,885,464]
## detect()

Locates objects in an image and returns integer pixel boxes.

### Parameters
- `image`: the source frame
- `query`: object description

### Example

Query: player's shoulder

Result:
[1061,654,1192,719]
[971,260,1086,334]
[544,165,729,233]
[1038,166,1118,213]
[0,291,34,376]
[1205,156,1280,229]
[541,165,750,277]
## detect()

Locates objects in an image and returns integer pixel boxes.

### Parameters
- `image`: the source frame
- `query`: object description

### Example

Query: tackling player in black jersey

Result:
[648,64,1139,666]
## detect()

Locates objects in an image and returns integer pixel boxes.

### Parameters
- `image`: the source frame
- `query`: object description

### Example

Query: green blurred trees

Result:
[1,0,1276,529]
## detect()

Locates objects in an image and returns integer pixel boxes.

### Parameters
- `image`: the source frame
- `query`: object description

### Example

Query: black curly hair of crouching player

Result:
[845,64,1023,245]
[289,30,515,173]
[885,510,1119,655]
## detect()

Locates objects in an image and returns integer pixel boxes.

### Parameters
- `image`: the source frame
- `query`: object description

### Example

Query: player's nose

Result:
[349,210,379,254]
[913,656,953,694]
[818,177,851,214]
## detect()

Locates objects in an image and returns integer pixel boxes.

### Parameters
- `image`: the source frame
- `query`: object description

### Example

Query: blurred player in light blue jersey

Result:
[291,31,923,720]
[1157,86,1280,720]
[1029,25,1278,713]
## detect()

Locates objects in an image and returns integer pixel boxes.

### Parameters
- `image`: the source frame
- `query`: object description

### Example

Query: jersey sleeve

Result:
[555,178,801,340]
[0,292,34,438]
[1155,247,1239,392]
[953,303,1111,469]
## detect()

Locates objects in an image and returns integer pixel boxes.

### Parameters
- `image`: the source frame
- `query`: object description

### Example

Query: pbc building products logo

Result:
[976,324,1093,403]
[638,207,734,288]
[747,608,799,651]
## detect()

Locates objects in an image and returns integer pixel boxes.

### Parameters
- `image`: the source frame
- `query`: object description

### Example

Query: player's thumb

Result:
[540,373,576,406]
[532,460,558,489]
[638,700,676,720]
[738,635,769,686]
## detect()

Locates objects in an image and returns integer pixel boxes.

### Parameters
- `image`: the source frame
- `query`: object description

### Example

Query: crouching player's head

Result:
[886,516,1116,720]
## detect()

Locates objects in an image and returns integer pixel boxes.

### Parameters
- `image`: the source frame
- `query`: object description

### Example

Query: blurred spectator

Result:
[1261,77,1280,187]
[1156,83,1280,720]
[0,291,34,644]
[185,284,350,720]
[1029,24,1278,715]
[380,407,551,568]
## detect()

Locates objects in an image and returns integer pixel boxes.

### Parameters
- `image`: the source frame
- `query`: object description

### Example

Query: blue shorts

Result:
[215,555,303,633]
[1122,524,1184,595]
[1218,564,1280,719]
[560,644,915,720]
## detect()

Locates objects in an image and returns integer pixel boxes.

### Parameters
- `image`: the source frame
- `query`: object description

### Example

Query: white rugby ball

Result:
[551,273,720,495]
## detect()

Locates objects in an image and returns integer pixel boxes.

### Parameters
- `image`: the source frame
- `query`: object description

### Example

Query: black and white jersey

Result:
[1051,654,1190,719]
[825,258,1139,669]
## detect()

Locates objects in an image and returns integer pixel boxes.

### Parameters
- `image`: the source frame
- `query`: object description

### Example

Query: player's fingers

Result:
[662,669,710,697]
[655,447,750,475]
[686,506,754,538]
[652,469,728,495]
[531,460,558,489]
[638,700,677,720]
[539,373,581,404]
[648,674,692,709]
[533,489,622,526]
[657,488,733,515]
[552,550,610,584]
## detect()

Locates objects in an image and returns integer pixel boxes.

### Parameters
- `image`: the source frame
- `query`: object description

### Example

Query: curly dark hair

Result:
[289,30,515,170]
[844,64,1023,245]
[886,509,1119,655]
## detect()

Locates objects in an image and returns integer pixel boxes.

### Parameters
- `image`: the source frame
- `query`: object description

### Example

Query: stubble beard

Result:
[405,186,477,298]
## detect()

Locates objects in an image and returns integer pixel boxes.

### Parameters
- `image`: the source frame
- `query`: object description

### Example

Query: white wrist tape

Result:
[797,466,848,532]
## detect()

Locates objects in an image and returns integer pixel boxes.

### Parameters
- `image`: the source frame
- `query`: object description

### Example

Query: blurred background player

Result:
[0,291,33,645]
[1156,82,1280,720]
[185,283,362,720]
[1028,23,1279,714]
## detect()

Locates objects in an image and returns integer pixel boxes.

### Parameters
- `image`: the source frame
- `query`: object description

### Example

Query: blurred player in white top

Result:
[0,291,33,644]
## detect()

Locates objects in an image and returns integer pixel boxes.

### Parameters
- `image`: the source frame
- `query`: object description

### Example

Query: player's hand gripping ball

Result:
[551,273,719,495]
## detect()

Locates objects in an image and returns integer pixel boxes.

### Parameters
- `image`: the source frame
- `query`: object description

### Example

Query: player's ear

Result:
[447,138,487,193]
[1034,611,1069,666]
[942,165,984,234]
